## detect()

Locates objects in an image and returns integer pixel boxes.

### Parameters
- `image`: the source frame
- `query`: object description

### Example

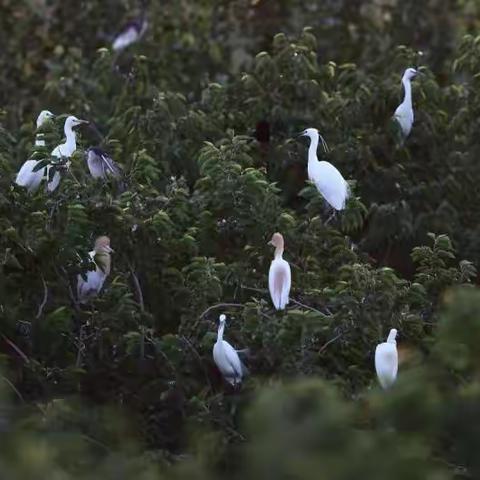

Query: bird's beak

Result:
[267,240,273,246]
[294,132,304,139]
[76,119,89,126]
[107,246,114,253]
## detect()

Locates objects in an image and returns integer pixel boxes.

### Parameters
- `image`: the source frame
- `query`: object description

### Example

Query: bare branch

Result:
[199,303,244,320]
[0,334,30,364]
[36,275,48,319]
[318,333,342,355]
[290,298,333,316]
[128,263,145,312]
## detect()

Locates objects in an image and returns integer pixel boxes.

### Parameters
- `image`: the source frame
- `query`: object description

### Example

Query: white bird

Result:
[77,236,113,303]
[299,128,349,211]
[393,67,418,139]
[86,147,123,180]
[212,314,246,387]
[375,328,398,389]
[15,110,54,193]
[268,232,291,310]
[112,16,147,51]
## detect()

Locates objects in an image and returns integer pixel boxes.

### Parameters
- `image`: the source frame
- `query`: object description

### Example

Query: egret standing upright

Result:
[15,110,55,193]
[299,128,349,211]
[77,236,114,303]
[268,232,291,310]
[212,314,246,387]
[393,67,418,140]
[47,115,89,192]
[375,328,399,389]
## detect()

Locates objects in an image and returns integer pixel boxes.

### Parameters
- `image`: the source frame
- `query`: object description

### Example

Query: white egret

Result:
[112,15,147,51]
[77,236,113,303]
[212,314,245,387]
[393,67,418,140]
[299,128,349,211]
[268,232,291,310]
[86,147,123,180]
[15,110,54,192]
[375,328,398,389]
[47,115,88,192]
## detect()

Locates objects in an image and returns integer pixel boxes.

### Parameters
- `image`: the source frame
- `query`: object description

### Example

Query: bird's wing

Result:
[77,269,106,302]
[112,26,139,50]
[281,260,291,308]
[100,152,122,178]
[15,160,44,192]
[375,343,398,387]
[315,162,349,210]
[46,167,61,192]
[221,341,243,383]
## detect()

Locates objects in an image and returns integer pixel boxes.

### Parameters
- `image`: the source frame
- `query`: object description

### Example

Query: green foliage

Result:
[1,0,480,478]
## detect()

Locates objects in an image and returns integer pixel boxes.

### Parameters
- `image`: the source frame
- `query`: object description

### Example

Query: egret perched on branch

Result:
[299,128,349,211]
[393,67,418,140]
[86,147,123,180]
[268,232,291,310]
[47,115,89,192]
[212,314,246,387]
[77,236,113,303]
[112,13,147,51]
[375,329,398,389]
[15,110,55,192]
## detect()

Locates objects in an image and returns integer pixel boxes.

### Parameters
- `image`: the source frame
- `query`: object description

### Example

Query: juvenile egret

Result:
[47,115,88,192]
[375,328,398,389]
[86,147,123,180]
[268,232,291,310]
[15,110,54,192]
[112,15,147,51]
[393,67,418,139]
[299,128,349,211]
[77,236,113,303]
[212,314,245,386]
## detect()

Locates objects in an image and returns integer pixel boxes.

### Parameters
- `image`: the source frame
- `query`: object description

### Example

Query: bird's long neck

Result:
[401,77,412,109]
[274,245,284,260]
[64,124,77,155]
[308,134,320,165]
[217,323,225,342]
[387,330,397,343]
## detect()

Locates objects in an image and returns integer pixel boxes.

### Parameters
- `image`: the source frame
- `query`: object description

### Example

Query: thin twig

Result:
[128,263,145,312]
[240,284,267,294]
[36,275,48,319]
[290,298,332,316]
[1,376,25,404]
[180,335,213,390]
[1,334,30,364]
[318,333,342,355]
[76,325,86,368]
[199,303,244,320]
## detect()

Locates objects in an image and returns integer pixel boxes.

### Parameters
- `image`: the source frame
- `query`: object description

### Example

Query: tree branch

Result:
[36,275,48,319]
[128,263,145,312]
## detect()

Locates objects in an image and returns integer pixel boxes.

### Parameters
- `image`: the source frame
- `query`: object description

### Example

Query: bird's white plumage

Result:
[15,111,54,193]
[269,258,291,310]
[113,27,140,51]
[375,328,398,389]
[77,250,108,303]
[393,67,417,139]
[212,315,245,386]
[77,237,113,303]
[301,128,349,211]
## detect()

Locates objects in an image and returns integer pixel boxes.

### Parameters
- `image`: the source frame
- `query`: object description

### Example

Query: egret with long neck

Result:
[393,67,418,139]
[268,232,291,310]
[212,314,245,386]
[15,110,55,192]
[299,128,349,211]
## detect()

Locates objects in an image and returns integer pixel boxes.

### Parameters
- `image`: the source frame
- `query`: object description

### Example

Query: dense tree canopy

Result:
[1,0,480,478]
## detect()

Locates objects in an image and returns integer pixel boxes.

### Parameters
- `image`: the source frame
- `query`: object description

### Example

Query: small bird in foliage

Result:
[112,13,147,51]
[77,236,113,303]
[47,115,89,192]
[393,67,418,140]
[375,328,398,389]
[268,232,291,310]
[212,314,246,387]
[15,110,55,192]
[86,147,123,180]
[299,128,349,211]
